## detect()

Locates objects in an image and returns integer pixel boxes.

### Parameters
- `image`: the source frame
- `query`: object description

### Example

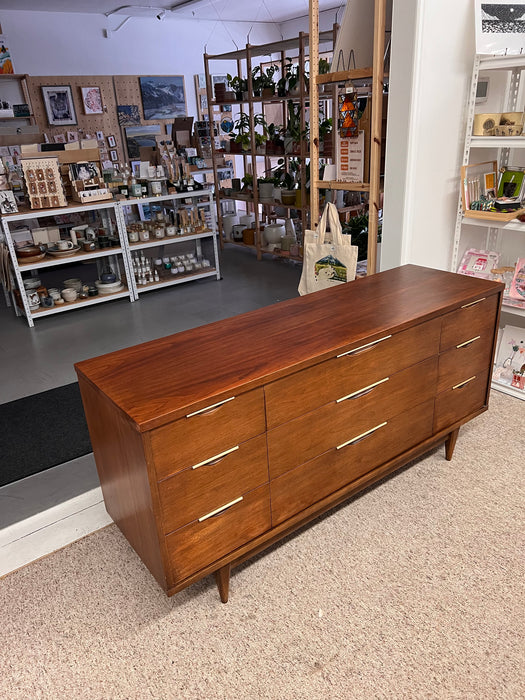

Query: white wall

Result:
[382,0,475,272]
[0,9,280,120]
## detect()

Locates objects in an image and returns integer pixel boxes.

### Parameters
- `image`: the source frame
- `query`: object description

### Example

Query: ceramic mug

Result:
[57,240,74,251]
[83,241,96,252]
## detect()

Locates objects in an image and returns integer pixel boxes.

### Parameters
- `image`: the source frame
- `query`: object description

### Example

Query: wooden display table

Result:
[75,265,503,602]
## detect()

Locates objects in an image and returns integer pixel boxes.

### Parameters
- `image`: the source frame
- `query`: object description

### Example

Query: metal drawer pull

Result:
[336,377,390,403]
[461,297,485,309]
[456,335,480,349]
[199,496,243,522]
[191,445,239,470]
[452,376,476,390]
[337,334,392,358]
[336,421,388,450]
[186,396,235,418]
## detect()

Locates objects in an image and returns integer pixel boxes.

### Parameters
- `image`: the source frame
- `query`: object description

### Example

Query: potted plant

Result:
[254,113,268,153]
[319,116,333,156]
[251,66,263,97]
[258,176,276,201]
[226,73,247,101]
[284,100,306,154]
[318,57,331,94]
[231,111,251,151]
[260,65,278,99]
[266,122,284,155]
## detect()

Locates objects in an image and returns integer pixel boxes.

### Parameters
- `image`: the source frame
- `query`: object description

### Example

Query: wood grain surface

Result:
[75,265,503,431]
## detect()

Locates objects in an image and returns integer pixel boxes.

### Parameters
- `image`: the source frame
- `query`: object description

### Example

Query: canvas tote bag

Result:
[298,201,358,295]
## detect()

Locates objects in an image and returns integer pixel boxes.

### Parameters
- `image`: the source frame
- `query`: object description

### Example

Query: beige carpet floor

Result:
[1,391,524,700]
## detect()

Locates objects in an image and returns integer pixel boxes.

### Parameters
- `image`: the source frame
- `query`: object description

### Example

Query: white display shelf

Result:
[501,302,525,318]
[135,269,217,294]
[492,380,525,400]
[470,136,525,149]
[480,55,525,70]
[123,190,212,207]
[461,216,524,231]
[17,247,124,271]
[2,200,117,222]
[127,230,215,252]
[27,288,131,318]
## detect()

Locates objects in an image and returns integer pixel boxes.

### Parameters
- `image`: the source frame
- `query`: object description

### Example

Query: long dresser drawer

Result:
[149,388,266,481]
[158,434,268,534]
[267,356,438,480]
[265,317,441,428]
[434,369,490,433]
[440,295,499,351]
[271,399,435,526]
[166,484,271,583]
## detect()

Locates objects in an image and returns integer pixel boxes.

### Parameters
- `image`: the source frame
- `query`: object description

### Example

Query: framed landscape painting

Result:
[139,76,187,120]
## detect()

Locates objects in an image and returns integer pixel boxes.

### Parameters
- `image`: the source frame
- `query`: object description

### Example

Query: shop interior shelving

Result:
[452,53,525,400]
[1,189,220,327]
[204,28,336,261]
[309,0,387,276]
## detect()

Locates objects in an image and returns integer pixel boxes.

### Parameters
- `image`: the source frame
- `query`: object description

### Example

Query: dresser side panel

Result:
[77,377,168,591]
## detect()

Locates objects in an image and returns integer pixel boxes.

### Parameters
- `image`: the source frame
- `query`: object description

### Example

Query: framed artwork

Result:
[0,35,14,74]
[139,76,186,120]
[110,150,118,162]
[69,161,100,181]
[96,130,104,141]
[117,105,140,126]
[0,190,18,214]
[41,85,77,126]
[54,134,66,144]
[124,124,161,158]
[497,167,525,198]
[81,86,103,114]
[66,131,78,142]
[475,2,525,55]
[107,135,116,148]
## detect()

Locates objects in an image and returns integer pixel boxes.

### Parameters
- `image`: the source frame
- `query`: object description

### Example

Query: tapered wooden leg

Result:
[445,428,460,461]
[214,563,231,603]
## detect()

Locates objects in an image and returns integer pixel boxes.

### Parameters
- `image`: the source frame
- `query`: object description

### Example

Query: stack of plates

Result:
[95,279,124,295]
[47,245,80,257]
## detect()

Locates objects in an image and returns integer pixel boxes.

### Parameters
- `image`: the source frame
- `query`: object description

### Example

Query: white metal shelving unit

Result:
[1,200,134,327]
[1,189,220,327]
[119,189,220,297]
[452,53,525,400]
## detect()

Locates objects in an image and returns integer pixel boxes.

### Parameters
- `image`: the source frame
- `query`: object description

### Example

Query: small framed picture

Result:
[0,190,18,214]
[81,86,103,115]
[96,130,104,141]
[107,135,116,148]
[41,85,77,127]
[110,149,118,162]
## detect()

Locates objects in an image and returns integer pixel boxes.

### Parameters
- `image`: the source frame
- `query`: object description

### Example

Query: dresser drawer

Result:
[267,356,438,480]
[158,434,268,534]
[440,295,499,351]
[149,388,266,481]
[271,399,435,526]
[434,369,489,433]
[438,334,494,393]
[265,317,441,428]
[166,484,271,583]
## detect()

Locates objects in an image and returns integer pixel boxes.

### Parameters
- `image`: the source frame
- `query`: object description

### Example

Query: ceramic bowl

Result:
[95,279,122,290]
[63,278,82,292]
[16,245,45,258]
[23,278,41,290]
[61,288,78,302]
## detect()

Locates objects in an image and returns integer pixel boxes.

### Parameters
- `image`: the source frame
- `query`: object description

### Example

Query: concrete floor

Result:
[0,247,302,575]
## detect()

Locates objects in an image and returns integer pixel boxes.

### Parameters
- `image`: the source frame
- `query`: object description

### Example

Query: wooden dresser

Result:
[75,265,503,601]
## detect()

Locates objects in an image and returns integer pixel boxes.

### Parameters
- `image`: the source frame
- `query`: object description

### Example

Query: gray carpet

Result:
[1,391,523,699]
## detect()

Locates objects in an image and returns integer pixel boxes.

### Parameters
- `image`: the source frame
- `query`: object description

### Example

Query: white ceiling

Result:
[0,0,344,24]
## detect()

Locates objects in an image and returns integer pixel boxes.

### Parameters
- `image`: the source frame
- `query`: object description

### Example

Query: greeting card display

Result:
[20,157,67,209]
[457,247,500,279]
[509,257,525,301]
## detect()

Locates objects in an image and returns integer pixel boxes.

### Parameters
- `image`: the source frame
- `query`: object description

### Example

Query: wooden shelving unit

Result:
[309,0,387,275]
[204,29,336,260]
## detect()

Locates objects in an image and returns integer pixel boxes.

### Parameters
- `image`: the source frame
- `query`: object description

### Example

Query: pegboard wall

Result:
[27,75,124,166]
[21,74,185,167]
